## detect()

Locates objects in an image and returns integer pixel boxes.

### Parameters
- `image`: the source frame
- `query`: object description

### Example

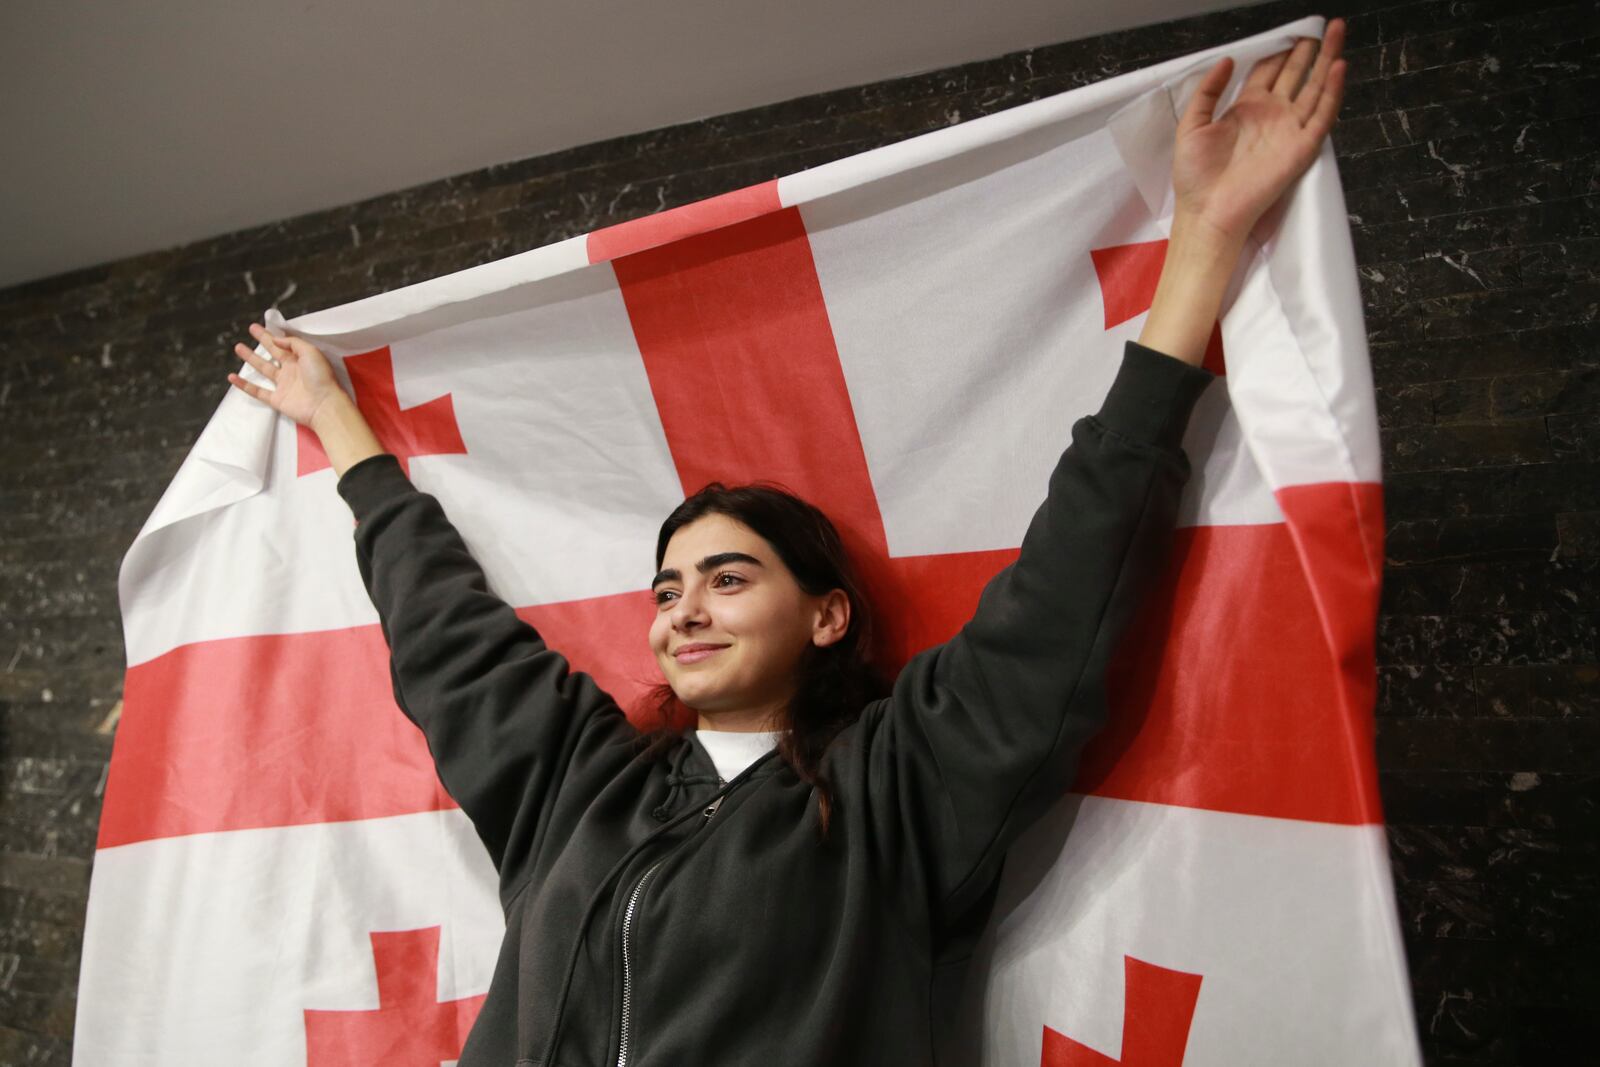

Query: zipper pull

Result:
[703,794,724,819]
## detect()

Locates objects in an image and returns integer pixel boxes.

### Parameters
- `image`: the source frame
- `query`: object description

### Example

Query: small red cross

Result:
[296,346,468,478]
[303,925,485,1065]
[1091,241,1226,377]
[1040,955,1204,1066]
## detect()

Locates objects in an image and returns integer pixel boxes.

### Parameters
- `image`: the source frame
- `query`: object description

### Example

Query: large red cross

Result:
[303,926,485,1065]
[102,180,1382,849]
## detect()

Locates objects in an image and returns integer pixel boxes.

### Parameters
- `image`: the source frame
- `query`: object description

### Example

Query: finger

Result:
[1179,57,1233,132]
[249,322,293,363]
[227,372,275,405]
[1245,47,1292,92]
[234,342,280,380]
[1293,23,1347,125]
[1321,17,1348,63]
[1272,37,1319,98]
[1307,59,1347,138]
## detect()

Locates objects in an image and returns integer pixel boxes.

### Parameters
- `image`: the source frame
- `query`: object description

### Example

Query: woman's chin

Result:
[679,691,725,713]
[670,682,742,715]
[665,681,723,713]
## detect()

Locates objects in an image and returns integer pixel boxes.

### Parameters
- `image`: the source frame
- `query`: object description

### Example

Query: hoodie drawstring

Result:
[651,740,719,821]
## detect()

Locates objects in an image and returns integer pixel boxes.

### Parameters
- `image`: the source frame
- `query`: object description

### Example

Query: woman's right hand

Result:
[228,322,349,428]
[229,322,388,477]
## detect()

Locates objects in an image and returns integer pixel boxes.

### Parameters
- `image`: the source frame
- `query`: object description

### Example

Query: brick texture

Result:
[1,0,1594,1061]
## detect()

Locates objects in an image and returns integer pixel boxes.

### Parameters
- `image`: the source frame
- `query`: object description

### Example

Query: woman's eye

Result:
[653,589,678,605]
[713,572,744,589]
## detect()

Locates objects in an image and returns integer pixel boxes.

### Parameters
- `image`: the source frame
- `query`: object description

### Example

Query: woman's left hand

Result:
[1135,18,1349,365]
[1171,17,1348,245]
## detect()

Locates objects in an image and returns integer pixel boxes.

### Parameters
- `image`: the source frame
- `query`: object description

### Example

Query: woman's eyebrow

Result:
[651,552,764,589]
[697,551,764,572]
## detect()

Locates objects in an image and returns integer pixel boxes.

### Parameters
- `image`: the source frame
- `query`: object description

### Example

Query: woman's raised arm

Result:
[853,21,1348,928]
[227,326,632,887]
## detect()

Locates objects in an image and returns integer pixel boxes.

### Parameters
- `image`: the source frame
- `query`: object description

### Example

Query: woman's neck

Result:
[696,706,785,733]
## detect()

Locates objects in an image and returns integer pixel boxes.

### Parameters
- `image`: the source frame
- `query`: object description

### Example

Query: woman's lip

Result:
[673,644,728,664]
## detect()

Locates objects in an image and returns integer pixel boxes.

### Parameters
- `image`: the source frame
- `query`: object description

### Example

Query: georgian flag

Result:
[80,15,1421,1065]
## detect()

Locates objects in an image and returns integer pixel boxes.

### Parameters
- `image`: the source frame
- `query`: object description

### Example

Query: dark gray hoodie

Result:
[336,339,1214,1066]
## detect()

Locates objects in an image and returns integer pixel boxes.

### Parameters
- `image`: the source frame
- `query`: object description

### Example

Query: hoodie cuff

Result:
[1095,340,1217,452]
[336,453,412,521]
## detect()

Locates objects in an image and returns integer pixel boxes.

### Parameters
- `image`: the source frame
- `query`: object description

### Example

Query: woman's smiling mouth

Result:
[673,643,729,664]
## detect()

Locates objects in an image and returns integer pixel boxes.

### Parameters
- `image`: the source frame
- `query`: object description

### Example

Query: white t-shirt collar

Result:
[694,728,782,783]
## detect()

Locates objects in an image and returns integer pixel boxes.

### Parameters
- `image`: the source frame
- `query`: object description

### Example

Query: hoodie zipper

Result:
[616,790,726,1067]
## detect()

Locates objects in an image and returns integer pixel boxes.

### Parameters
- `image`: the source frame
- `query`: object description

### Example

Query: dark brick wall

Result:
[1,0,1593,1061]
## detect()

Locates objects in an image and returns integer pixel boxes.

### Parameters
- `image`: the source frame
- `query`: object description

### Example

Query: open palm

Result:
[228,323,348,428]
[1173,18,1347,241]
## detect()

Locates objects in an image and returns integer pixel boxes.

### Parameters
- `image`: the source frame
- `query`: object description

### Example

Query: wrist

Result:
[309,389,357,435]
[1168,211,1247,264]
[308,391,386,478]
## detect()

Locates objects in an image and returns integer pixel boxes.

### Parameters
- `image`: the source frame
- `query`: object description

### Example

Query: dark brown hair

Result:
[635,482,888,840]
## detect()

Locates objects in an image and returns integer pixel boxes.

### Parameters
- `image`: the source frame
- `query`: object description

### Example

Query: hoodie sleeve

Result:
[337,454,634,878]
[857,339,1214,928]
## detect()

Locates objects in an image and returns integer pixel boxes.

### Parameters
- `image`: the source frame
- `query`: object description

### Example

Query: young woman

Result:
[228,23,1346,1066]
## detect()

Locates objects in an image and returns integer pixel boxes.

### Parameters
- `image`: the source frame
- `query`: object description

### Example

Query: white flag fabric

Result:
[82,16,1421,1065]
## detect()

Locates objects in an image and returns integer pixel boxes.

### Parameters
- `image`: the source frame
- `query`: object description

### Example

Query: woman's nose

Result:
[670,588,709,631]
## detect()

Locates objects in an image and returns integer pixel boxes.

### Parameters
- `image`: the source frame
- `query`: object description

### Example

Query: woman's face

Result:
[649,513,847,719]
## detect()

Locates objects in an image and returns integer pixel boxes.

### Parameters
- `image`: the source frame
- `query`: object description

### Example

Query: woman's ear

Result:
[811,590,851,648]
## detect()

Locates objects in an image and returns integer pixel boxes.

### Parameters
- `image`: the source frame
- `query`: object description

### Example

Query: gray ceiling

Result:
[0,0,1238,292]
